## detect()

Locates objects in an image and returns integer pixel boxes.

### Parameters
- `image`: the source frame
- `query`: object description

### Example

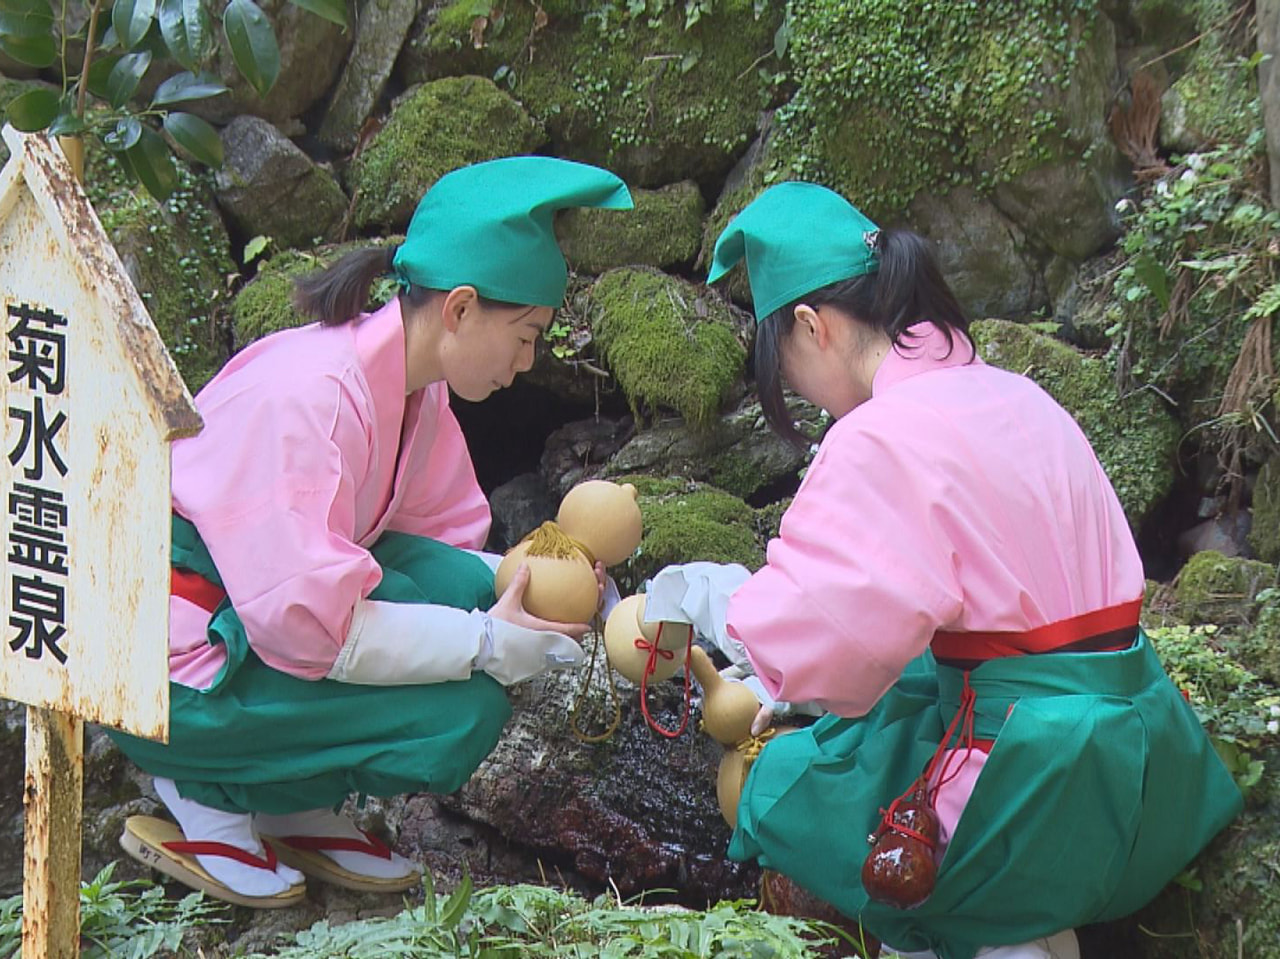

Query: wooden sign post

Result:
[0,126,201,957]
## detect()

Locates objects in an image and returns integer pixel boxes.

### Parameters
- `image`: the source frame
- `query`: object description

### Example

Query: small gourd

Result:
[639,610,693,652]
[688,645,761,746]
[494,522,598,624]
[556,480,643,567]
[861,792,940,910]
[604,594,683,684]
[715,725,796,828]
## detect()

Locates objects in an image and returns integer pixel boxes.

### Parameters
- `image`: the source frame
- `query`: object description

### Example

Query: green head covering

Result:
[708,182,880,322]
[392,157,633,307]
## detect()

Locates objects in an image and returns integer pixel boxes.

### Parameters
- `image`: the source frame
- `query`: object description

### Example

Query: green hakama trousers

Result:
[108,518,511,815]
[728,636,1243,959]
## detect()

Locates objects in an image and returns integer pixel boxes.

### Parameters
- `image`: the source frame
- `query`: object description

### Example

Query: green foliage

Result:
[770,0,1099,218]
[415,0,783,186]
[0,862,227,959]
[0,0,342,200]
[1147,623,1279,754]
[87,140,236,391]
[243,875,838,958]
[1106,133,1278,426]
[591,269,747,428]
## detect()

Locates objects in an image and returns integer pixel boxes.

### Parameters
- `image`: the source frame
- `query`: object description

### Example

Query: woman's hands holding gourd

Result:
[488,561,607,641]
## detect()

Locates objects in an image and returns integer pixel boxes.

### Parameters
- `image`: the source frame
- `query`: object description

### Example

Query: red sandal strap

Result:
[277,830,393,860]
[163,839,279,871]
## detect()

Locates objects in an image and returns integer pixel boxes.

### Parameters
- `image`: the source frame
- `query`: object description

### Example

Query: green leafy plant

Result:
[0,0,347,199]
[1148,622,1280,796]
[1107,128,1280,499]
[245,876,854,958]
[0,861,227,959]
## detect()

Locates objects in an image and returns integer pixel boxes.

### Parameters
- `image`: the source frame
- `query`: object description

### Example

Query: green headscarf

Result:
[708,182,880,322]
[392,157,633,307]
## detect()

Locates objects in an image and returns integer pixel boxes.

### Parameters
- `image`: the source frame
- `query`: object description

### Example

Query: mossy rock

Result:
[614,475,765,592]
[1159,0,1261,151]
[971,319,1179,529]
[769,0,1109,223]
[231,238,402,345]
[405,0,783,186]
[590,268,747,428]
[557,181,704,274]
[347,76,545,231]
[1250,458,1280,564]
[1172,550,1278,625]
[86,148,236,394]
[604,395,820,501]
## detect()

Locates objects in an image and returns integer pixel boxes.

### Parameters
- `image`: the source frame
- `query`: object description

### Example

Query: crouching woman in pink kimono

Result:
[108,157,633,908]
[645,183,1242,959]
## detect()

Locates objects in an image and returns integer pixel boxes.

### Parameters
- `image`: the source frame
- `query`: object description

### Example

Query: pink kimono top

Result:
[726,322,1144,841]
[168,299,490,689]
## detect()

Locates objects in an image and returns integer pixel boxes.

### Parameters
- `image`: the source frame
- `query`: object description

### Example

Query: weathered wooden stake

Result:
[23,708,84,958]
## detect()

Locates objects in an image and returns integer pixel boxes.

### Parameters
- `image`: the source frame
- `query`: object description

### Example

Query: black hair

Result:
[292,245,528,325]
[753,228,973,447]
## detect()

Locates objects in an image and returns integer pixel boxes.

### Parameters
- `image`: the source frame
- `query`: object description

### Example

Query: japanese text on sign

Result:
[6,301,69,665]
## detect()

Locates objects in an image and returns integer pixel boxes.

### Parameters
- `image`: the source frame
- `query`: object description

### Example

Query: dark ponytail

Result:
[293,246,415,325]
[755,228,972,447]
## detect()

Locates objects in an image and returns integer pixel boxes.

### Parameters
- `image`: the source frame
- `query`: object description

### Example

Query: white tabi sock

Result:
[884,929,1079,959]
[153,778,304,897]
[254,807,418,879]
[975,930,1081,959]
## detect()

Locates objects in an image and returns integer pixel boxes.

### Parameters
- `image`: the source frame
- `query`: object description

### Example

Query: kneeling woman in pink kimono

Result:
[647,183,1241,959]
[109,158,632,907]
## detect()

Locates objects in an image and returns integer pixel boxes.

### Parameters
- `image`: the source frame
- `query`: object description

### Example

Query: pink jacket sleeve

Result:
[726,423,963,717]
[386,385,491,549]
[178,376,384,681]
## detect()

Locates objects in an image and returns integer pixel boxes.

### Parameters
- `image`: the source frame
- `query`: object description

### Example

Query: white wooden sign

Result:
[0,126,201,741]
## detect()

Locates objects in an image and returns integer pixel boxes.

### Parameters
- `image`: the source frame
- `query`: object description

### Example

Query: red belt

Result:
[171,567,227,613]
[930,597,1142,668]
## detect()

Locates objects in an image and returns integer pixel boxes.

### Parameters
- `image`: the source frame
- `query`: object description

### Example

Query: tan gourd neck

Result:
[689,646,760,746]
[521,521,596,565]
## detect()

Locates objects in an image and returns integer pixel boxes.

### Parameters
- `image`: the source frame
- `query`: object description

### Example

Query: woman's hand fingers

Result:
[488,563,591,639]
[750,703,773,738]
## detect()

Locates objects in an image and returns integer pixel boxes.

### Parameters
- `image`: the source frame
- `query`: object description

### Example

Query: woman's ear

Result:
[792,304,832,351]
[440,285,479,333]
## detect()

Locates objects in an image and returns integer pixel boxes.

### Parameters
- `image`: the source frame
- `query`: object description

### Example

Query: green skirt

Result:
[728,635,1242,959]
[107,518,511,815]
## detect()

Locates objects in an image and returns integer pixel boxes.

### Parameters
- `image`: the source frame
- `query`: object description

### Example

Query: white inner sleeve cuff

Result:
[326,598,485,685]
[462,549,504,574]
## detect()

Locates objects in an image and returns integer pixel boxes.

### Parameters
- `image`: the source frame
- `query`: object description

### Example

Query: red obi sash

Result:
[171,567,227,613]
[930,598,1142,669]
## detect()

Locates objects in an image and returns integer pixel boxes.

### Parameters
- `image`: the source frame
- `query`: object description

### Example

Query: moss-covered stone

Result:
[1159,0,1261,151]
[614,475,765,593]
[1250,459,1280,564]
[591,269,747,428]
[404,0,783,186]
[557,181,704,274]
[1172,550,1278,625]
[770,0,1105,222]
[232,238,401,345]
[86,148,236,394]
[347,76,545,231]
[971,319,1179,528]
